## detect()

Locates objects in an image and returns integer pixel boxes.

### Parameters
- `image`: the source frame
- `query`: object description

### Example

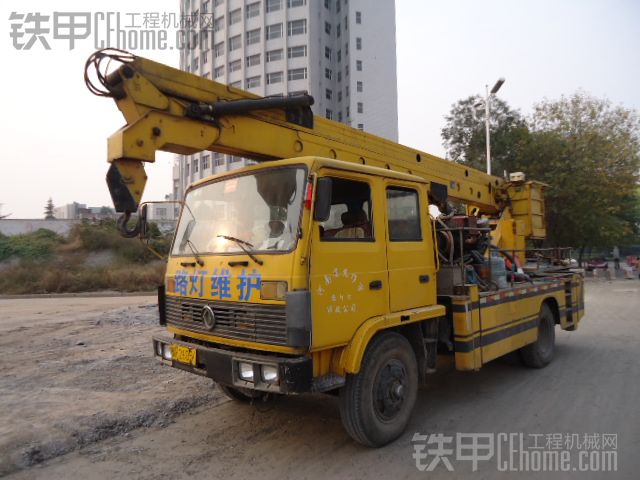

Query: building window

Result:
[357,123,364,130]
[228,59,241,72]
[230,156,241,163]
[214,0,224,6]
[266,0,282,13]
[324,22,331,34]
[337,70,342,82]
[246,54,261,67]
[325,68,332,80]
[288,19,307,36]
[344,15,348,30]
[266,23,283,40]
[337,91,342,102]
[337,23,341,38]
[214,41,224,57]
[185,163,190,177]
[324,0,330,9]
[229,34,241,51]
[193,158,199,172]
[345,64,349,76]
[346,106,350,117]
[338,111,343,121]
[357,80,363,92]
[357,102,363,113]
[337,50,341,62]
[325,46,331,60]
[230,80,242,88]
[202,155,210,170]
[267,71,283,84]
[214,16,225,32]
[356,37,362,50]
[266,49,283,62]
[202,1,209,13]
[246,75,261,88]
[214,66,225,78]
[229,8,242,25]
[345,42,349,56]
[325,88,332,100]
[336,0,341,12]
[287,0,306,7]
[246,2,260,18]
[356,11,362,24]
[345,85,350,97]
[288,68,307,80]
[326,109,333,119]
[192,56,199,71]
[214,152,224,166]
[246,28,261,45]
[287,45,307,58]
[356,60,362,71]
[202,52,209,64]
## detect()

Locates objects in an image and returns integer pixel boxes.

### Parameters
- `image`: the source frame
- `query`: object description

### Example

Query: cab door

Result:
[384,182,436,312]
[309,172,389,349]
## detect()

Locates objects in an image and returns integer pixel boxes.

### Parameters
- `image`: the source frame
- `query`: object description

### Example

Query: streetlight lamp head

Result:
[490,77,505,95]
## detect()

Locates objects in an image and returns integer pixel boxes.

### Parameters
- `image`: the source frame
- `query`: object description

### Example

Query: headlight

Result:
[238,362,254,381]
[260,281,287,300]
[261,365,279,382]
[162,345,172,361]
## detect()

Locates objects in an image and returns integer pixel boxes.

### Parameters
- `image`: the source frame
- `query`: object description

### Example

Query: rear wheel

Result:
[339,332,418,447]
[218,384,268,403]
[520,304,555,368]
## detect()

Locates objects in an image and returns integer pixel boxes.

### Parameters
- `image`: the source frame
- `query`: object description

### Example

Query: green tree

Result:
[44,198,55,220]
[525,92,640,259]
[441,95,530,175]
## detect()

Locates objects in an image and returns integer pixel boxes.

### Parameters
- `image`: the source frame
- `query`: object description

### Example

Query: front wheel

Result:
[519,304,556,368]
[217,384,269,403]
[339,332,418,447]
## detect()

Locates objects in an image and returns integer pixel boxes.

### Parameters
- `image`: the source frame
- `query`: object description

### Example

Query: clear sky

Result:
[1,0,639,218]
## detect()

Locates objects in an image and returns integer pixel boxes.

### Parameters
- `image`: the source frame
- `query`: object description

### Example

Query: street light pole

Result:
[483,77,505,176]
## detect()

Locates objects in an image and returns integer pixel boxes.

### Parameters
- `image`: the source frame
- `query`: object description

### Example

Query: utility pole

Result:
[483,78,505,176]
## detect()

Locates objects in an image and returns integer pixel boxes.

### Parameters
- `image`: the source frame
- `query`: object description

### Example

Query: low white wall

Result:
[0,219,80,236]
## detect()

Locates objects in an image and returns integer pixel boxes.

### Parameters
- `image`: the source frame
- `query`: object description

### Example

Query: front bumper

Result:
[152,335,313,394]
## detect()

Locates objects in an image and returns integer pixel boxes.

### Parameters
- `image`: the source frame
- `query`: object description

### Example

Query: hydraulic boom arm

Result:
[86,49,544,243]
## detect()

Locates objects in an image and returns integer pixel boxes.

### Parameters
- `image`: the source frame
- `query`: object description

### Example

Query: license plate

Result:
[171,344,197,366]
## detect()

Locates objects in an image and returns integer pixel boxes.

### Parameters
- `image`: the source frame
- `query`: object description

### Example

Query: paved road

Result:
[3,281,639,479]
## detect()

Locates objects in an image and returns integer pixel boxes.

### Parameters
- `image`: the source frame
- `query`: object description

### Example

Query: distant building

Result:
[172,0,399,200]
[53,202,116,220]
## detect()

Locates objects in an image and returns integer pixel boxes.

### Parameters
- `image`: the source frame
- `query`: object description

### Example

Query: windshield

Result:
[172,166,307,255]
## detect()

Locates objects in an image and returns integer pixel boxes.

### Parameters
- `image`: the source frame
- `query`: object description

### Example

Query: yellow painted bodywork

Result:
[93,52,585,387]
[452,275,584,371]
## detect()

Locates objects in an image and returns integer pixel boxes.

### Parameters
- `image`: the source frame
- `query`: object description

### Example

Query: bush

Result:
[0,229,64,262]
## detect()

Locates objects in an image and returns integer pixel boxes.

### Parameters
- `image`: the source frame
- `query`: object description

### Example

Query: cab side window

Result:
[320,177,374,241]
[387,187,422,241]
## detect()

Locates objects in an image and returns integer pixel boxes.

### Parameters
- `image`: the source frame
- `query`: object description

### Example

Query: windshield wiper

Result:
[217,235,264,266]
[185,239,205,266]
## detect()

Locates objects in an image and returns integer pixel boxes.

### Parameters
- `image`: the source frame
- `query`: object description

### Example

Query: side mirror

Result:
[313,177,332,222]
[139,203,149,239]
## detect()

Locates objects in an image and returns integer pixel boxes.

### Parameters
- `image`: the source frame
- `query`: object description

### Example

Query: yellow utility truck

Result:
[86,50,584,447]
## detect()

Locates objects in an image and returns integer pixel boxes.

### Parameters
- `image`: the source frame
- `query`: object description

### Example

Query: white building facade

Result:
[173,0,398,200]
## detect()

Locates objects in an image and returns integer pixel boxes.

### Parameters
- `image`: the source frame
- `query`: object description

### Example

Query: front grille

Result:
[165,296,288,346]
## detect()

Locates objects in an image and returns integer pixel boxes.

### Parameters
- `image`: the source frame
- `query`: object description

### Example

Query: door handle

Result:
[419,274,430,284]
[369,280,383,290]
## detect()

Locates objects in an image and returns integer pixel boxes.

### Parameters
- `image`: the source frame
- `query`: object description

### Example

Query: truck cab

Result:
[154,156,445,445]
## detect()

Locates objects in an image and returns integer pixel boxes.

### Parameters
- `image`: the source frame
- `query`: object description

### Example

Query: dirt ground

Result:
[1,281,639,479]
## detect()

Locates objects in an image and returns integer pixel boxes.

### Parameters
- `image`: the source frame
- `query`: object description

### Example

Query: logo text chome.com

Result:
[9,12,211,51]
[412,432,618,472]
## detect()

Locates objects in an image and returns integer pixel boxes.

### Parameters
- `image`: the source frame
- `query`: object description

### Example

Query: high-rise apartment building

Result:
[173,0,398,200]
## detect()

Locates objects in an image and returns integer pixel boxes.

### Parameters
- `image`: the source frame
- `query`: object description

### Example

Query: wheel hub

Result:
[374,360,408,421]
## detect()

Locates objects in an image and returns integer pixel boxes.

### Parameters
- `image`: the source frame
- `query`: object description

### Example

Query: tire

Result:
[520,304,556,368]
[339,332,418,447]
[218,384,268,403]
